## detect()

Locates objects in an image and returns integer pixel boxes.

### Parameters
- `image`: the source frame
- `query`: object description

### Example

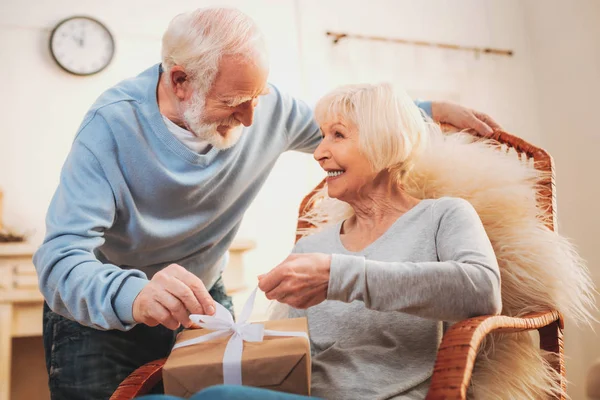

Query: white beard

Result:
[181,91,244,150]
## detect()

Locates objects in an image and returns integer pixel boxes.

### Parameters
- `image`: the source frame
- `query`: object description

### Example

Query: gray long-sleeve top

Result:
[290,197,501,400]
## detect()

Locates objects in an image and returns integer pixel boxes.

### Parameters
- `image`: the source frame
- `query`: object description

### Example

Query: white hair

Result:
[315,83,432,184]
[161,7,268,93]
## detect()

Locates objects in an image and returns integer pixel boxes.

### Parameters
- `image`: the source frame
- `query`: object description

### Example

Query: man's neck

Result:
[157,74,184,126]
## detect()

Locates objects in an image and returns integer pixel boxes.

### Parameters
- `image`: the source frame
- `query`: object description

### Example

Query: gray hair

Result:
[161,7,268,93]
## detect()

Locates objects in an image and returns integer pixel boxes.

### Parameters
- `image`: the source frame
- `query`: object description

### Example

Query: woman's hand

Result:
[258,253,331,309]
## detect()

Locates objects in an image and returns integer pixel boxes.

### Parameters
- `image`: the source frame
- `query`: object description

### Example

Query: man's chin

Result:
[208,125,243,150]
[187,120,244,150]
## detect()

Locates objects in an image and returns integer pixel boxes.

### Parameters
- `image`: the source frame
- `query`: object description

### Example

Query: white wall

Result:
[1,0,598,397]
[296,0,543,144]
[523,1,600,398]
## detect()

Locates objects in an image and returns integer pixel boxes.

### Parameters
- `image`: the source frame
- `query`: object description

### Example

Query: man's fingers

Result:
[156,290,191,328]
[151,301,180,330]
[165,276,203,315]
[468,115,494,137]
[186,278,215,316]
[475,111,502,130]
[145,316,160,327]
[164,264,215,316]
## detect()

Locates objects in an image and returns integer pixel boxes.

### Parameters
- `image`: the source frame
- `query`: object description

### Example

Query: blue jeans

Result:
[43,277,234,400]
[138,385,320,400]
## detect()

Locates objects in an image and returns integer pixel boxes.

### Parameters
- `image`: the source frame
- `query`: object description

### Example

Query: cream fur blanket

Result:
[293,130,597,399]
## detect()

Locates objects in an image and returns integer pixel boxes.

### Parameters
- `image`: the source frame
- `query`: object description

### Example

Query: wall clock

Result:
[49,16,115,76]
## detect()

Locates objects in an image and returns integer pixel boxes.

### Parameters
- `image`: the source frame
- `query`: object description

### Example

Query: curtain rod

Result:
[326,31,513,57]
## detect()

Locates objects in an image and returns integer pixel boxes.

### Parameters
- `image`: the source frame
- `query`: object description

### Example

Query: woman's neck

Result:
[342,181,420,236]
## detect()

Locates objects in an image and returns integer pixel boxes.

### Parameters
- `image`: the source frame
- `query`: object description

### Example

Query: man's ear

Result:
[170,66,190,101]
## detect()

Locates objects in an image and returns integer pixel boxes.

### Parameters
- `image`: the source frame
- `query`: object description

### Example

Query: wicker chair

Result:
[111,129,564,400]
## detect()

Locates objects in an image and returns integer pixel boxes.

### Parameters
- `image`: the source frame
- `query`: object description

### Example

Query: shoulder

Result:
[95,64,158,108]
[432,196,475,213]
[253,83,284,114]
[260,83,294,107]
[431,197,482,228]
[256,83,313,121]
[74,67,157,152]
[73,109,121,158]
[88,66,155,118]
[294,224,341,253]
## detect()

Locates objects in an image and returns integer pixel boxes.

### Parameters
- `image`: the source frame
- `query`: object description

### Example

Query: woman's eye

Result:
[334,131,344,139]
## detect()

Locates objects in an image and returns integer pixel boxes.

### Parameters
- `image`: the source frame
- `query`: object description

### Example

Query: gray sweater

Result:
[290,197,501,400]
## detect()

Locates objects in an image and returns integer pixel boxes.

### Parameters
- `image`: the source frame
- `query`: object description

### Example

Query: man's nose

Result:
[235,101,255,127]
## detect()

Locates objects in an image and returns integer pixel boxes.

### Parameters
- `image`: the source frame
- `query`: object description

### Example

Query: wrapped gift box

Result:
[163,317,311,397]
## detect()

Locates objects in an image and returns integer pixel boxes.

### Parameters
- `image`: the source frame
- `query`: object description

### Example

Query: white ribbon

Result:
[172,288,308,385]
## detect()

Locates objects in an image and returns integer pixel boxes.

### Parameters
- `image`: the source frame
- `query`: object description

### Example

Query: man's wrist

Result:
[114,276,149,325]
[430,101,444,122]
[415,100,433,119]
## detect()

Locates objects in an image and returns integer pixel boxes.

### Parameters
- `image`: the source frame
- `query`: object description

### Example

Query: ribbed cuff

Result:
[327,253,366,303]
[414,100,433,119]
[113,276,149,325]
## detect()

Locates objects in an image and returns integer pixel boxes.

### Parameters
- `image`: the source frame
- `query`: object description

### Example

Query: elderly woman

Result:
[141,84,501,400]
[257,83,502,400]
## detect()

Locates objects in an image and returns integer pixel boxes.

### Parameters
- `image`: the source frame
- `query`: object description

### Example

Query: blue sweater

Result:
[34,64,432,330]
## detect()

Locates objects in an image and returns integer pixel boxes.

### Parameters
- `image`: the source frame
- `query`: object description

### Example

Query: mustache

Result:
[214,116,241,128]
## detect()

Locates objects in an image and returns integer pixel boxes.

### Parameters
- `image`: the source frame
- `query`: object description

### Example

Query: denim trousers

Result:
[43,277,234,400]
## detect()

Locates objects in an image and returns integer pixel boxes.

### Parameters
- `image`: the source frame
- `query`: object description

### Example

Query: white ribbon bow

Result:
[172,288,308,385]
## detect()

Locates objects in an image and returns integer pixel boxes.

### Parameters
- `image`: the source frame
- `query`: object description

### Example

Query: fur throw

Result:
[297,130,597,399]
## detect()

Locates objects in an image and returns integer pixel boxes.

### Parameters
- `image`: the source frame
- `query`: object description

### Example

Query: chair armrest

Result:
[110,358,167,400]
[425,310,563,400]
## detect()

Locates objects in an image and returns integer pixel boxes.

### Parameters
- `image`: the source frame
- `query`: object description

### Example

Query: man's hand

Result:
[432,101,502,137]
[132,264,216,330]
[258,253,331,309]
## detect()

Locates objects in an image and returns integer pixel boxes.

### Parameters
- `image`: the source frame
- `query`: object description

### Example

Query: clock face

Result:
[49,16,115,76]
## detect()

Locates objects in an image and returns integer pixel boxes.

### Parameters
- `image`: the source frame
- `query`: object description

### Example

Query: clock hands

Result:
[80,25,86,47]
[71,25,85,47]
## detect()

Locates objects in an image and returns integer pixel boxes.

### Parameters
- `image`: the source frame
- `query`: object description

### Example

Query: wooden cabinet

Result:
[0,243,45,400]
[223,239,256,294]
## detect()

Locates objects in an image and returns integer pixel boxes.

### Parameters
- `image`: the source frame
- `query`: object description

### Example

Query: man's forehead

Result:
[211,56,269,92]
[219,86,267,99]
[210,77,268,103]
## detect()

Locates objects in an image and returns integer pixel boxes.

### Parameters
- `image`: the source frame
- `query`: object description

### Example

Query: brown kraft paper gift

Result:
[163,317,311,397]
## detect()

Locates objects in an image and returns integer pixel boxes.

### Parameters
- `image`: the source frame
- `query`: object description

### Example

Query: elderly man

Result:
[34,7,501,400]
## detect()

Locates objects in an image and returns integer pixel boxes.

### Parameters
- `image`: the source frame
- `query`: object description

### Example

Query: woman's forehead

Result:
[320,115,351,129]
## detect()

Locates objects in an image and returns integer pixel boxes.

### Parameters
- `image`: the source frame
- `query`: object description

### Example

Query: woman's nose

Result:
[313,138,329,162]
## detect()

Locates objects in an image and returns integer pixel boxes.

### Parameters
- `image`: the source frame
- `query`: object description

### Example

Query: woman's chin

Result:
[326,188,343,201]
